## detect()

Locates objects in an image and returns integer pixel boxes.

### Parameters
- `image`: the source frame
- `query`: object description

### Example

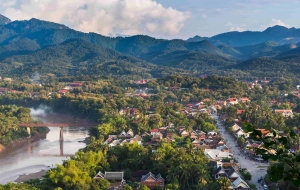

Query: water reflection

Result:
[0,113,90,184]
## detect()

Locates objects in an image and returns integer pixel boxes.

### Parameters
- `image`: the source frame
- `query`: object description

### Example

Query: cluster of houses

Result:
[215,97,251,108]
[94,171,164,190]
[103,126,226,150]
[58,82,83,96]
[104,130,143,148]
[213,166,250,189]
[124,87,155,98]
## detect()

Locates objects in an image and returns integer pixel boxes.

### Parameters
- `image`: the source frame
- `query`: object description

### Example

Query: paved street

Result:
[211,113,269,189]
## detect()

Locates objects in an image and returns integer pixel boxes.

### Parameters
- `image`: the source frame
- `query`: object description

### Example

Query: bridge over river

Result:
[18,123,97,156]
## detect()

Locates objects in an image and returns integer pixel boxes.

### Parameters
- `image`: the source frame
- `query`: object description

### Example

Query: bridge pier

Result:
[60,140,64,156]
[26,127,31,136]
[59,127,64,141]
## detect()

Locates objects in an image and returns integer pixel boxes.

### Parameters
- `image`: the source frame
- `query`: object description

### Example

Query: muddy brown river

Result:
[0,107,91,184]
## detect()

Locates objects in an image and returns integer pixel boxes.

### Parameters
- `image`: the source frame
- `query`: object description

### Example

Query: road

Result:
[211,113,269,189]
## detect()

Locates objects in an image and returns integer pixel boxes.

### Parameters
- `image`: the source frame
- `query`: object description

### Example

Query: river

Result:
[0,107,91,184]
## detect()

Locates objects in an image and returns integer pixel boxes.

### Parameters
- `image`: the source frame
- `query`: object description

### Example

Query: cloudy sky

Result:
[0,0,299,39]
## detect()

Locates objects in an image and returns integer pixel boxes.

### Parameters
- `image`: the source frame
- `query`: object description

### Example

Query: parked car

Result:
[263,184,268,190]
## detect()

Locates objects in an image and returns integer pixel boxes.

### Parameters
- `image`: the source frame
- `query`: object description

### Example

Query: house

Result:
[180,129,190,137]
[235,128,246,138]
[171,86,180,90]
[231,123,241,132]
[274,109,293,117]
[204,149,233,160]
[226,168,240,181]
[94,171,125,189]
[131,170,149,181]
[216,100,226,107]
[119,129,134,139]
[152,132,163,141]
[227,98,238,105]
[239,97,250,103]
[108,140,121,148]
[232,177,250,189]
[150,129,159,135]
[136,80,148,84]
[58,89,69,95]
[195,130,206,140]
[207,131,217,136]
[140,172,164,189]
[255,129,270,137]
[213,167,250,189]
[237,110,245,115]
[214,166,227,179]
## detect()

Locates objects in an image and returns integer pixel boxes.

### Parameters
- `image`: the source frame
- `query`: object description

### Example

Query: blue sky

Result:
[1,0,300,39]
[156,0,300,38]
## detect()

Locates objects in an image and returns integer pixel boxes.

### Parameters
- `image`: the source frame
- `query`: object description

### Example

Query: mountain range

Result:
[0,14,300,80]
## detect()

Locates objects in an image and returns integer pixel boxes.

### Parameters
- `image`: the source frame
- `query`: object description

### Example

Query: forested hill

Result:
[0,14,10,25]
[0,39,184,79]
[187,25,300,46]
[1,16,300,80]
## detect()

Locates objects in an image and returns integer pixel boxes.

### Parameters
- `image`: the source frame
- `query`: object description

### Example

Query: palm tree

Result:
[217,177,232,190]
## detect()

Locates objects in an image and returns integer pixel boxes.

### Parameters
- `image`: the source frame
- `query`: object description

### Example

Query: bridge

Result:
[19,123,97,156]
[19,123,97,141]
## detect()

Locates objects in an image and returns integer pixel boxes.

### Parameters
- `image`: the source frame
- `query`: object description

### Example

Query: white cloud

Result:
[227,22,244,32]
[268,19,290,28]
[0,0,190,37]
[229,26,244,32]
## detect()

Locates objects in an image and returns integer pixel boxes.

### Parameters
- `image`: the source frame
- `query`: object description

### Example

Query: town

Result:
[0,74,299,189]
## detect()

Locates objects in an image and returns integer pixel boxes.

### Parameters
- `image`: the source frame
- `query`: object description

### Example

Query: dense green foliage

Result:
[0,105,45,145]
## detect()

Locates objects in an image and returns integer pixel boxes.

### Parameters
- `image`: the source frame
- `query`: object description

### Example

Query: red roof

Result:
[237,110,245,114]
[256,129,269,135]
[228,98,237,102]
[59,89,68,93]
[150,129,159,133]
[275,109,292,113]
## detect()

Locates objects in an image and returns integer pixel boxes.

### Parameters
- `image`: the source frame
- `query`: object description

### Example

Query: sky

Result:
[0,0,300,39]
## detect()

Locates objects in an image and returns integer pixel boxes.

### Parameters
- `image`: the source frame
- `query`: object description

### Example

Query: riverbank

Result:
[15,170,48,182]
[0,129,50,154]
[0,165,50,184]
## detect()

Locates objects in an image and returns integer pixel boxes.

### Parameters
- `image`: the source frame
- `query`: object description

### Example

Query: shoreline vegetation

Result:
[0,128,50,154]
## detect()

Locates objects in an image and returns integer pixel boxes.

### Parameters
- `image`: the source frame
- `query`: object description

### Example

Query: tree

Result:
[237,136,245,147]
[124,184,133,190]
[216,177,232,190]
[139,185,150,190]
[90,179,110,190]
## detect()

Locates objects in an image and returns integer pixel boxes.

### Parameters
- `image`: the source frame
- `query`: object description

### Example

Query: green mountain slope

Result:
[0,39,181,78]
[188,25,300,46]
[0,14,11,25]
[142,50,236,71]
[229,57,300,78]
